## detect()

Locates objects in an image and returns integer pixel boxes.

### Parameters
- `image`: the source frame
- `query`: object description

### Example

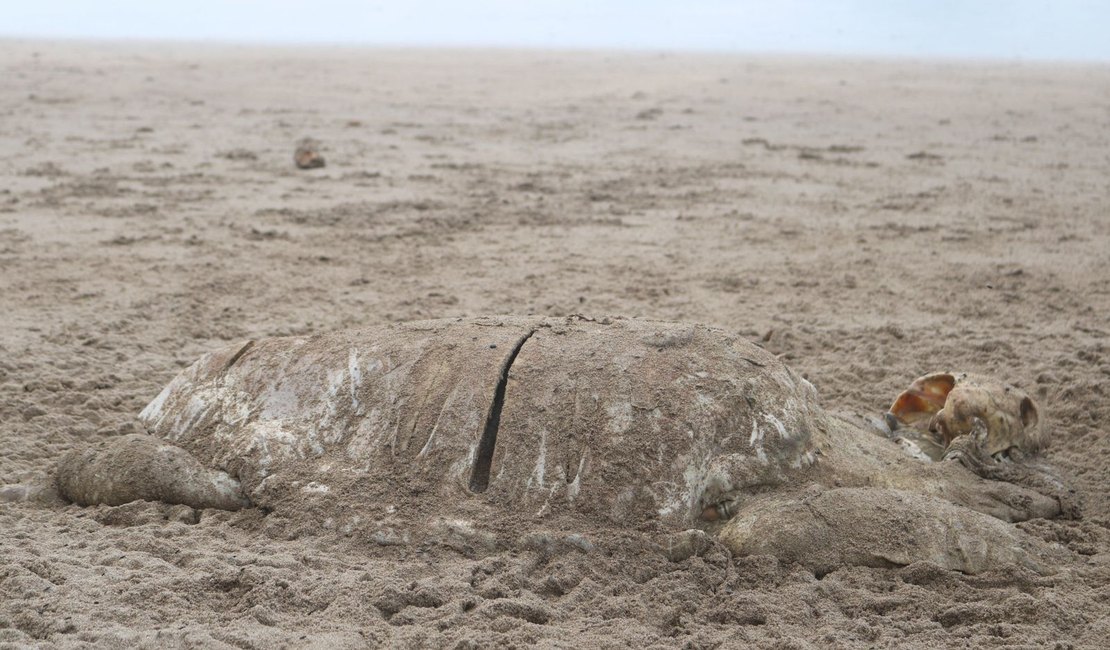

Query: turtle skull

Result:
[887,372,1042,461]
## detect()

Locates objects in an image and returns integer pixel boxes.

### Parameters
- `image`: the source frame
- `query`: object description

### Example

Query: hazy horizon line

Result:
[4,34,1109,66]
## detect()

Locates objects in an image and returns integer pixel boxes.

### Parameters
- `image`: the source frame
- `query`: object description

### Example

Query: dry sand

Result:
[2,40,1109,648]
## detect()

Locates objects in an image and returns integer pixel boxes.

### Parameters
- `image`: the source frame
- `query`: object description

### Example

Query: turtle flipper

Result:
[716,487,1061,575]
[56,434,249,511]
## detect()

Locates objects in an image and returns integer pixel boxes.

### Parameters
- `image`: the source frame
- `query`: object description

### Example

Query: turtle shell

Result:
[138,316,827,528]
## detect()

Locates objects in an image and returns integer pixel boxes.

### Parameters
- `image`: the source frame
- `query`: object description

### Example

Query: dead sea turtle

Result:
[53,316,1075,575]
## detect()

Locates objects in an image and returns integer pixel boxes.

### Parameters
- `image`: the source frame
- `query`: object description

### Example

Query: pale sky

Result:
[4,0,1109,61]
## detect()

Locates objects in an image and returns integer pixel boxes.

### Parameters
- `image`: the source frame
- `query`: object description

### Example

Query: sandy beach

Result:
[2,40,1109,647]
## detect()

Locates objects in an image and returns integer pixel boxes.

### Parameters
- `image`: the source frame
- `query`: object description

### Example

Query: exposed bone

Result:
[888,372,1043,459]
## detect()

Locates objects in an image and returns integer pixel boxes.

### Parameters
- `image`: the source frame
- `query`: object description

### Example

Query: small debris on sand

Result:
[294,137,326,169]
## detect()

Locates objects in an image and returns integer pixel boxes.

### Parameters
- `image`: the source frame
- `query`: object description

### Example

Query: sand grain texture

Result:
[2,41,1110,648]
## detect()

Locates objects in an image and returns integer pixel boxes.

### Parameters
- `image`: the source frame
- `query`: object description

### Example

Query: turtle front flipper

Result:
[716,487,1061,576]
[822,413,1063,523]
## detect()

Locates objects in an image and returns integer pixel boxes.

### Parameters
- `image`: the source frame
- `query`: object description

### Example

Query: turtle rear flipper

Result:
[56,434,249,511]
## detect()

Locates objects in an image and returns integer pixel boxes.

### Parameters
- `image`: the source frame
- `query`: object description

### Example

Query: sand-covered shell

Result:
[136,316,826,527]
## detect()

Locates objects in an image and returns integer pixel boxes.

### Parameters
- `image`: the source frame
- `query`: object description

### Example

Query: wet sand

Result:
[2,40,1110,647]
